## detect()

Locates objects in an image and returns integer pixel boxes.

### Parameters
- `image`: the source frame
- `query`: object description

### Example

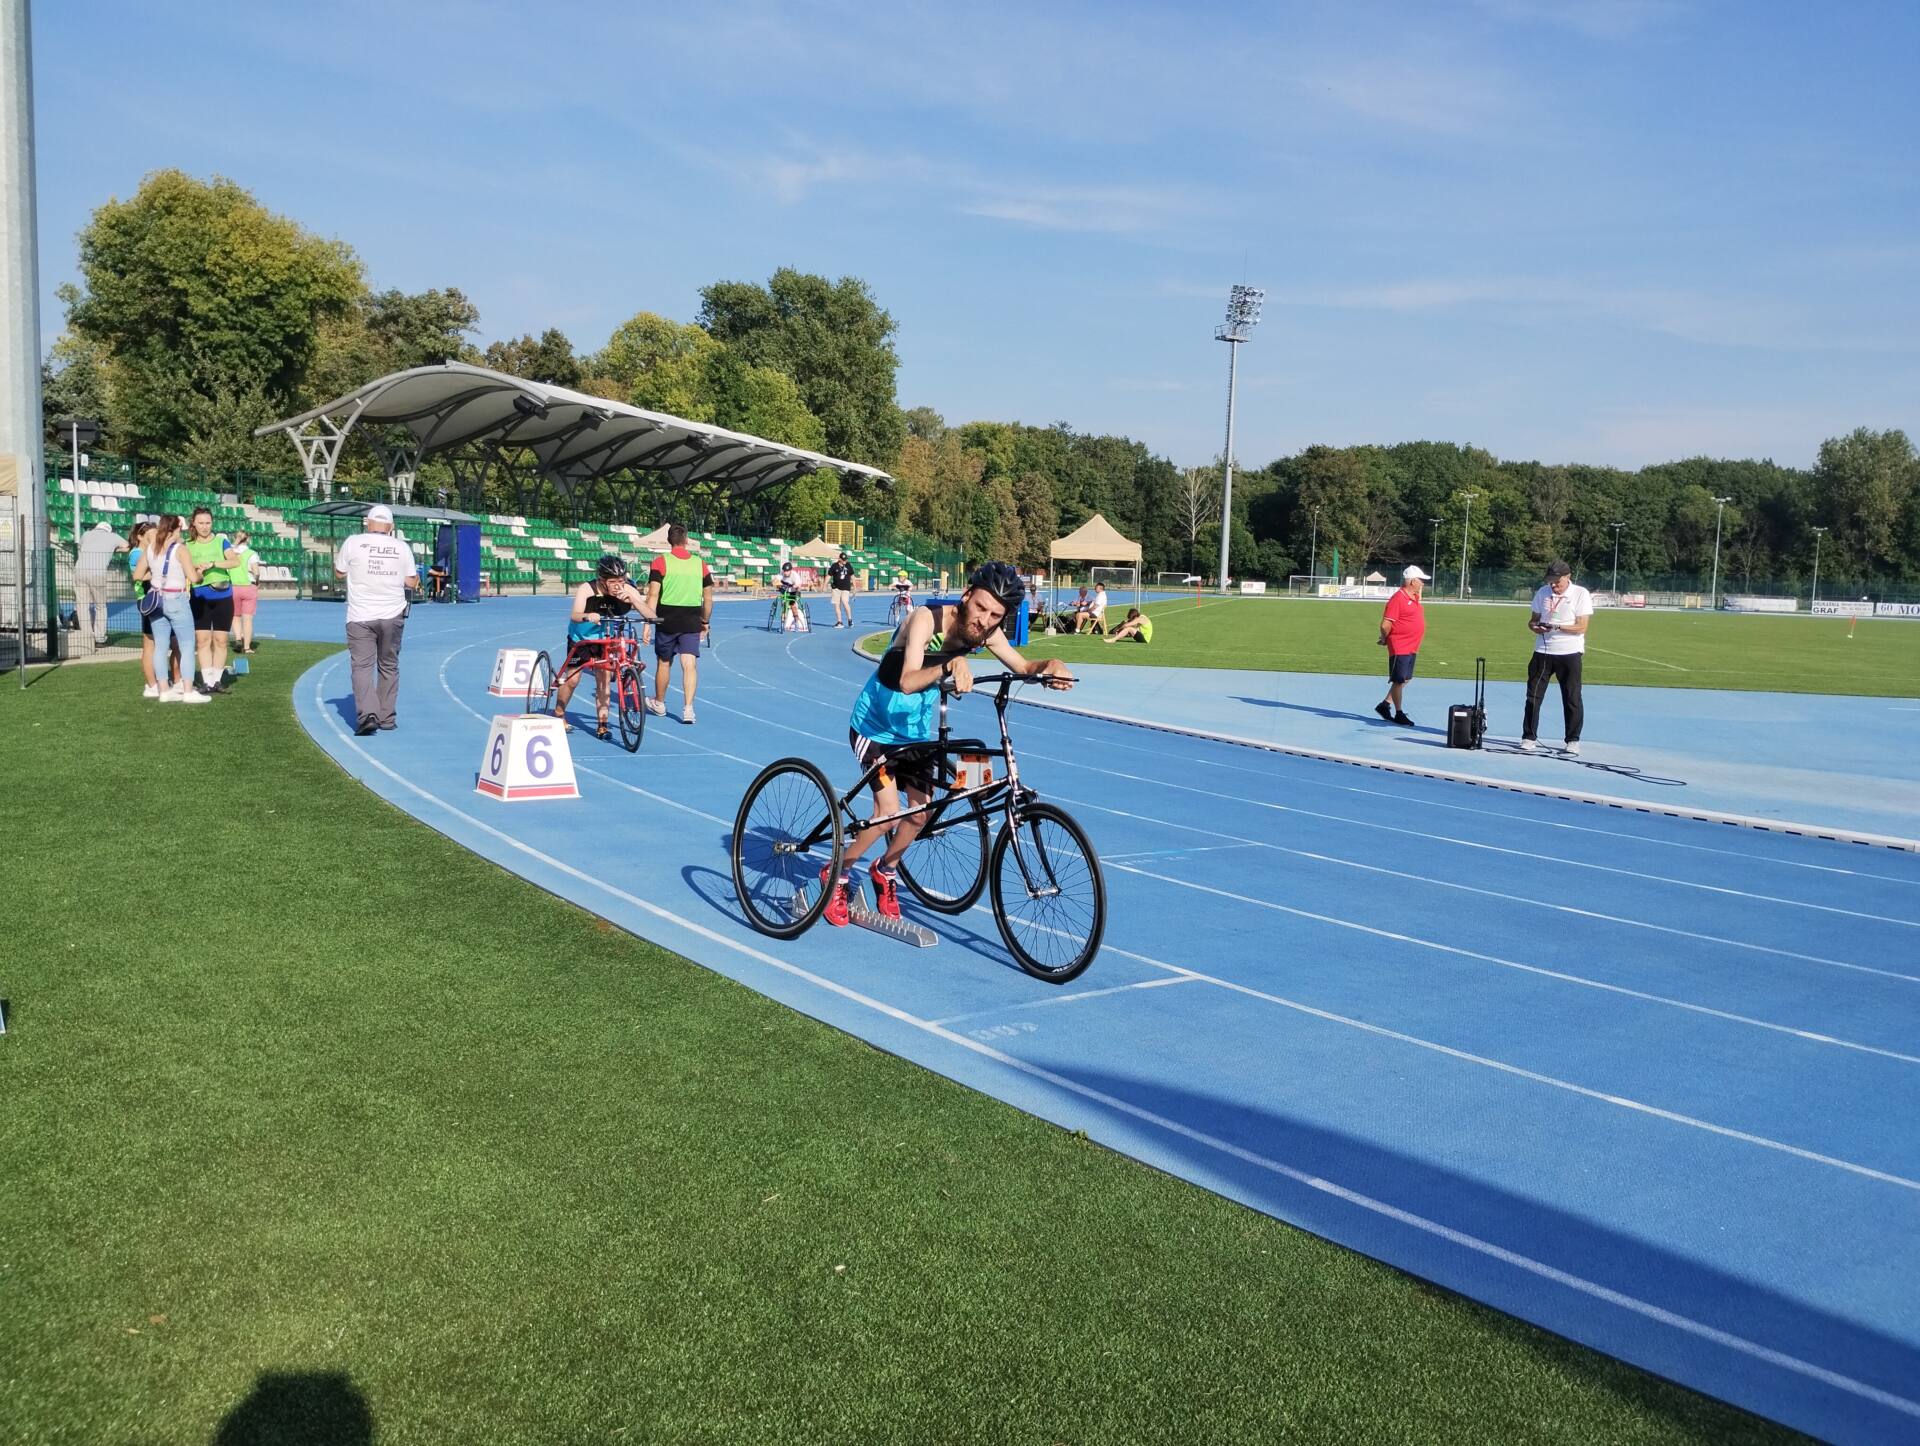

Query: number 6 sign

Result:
[488,647,542,698]
[476,714,580,801]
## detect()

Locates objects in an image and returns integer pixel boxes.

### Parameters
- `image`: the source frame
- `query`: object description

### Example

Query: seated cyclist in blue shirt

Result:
[826,562,1073,926]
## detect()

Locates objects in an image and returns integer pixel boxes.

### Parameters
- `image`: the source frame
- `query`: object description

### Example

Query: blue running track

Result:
[285,595,1920,1444]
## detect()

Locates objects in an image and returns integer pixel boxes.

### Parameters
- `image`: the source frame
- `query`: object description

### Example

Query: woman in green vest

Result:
[185,507,244,692]
[227,529,262,656]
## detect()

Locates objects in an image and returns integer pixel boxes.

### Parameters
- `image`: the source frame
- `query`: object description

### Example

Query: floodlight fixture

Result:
[1709,495,1733,611]
[1810,525,1827,605]
[1213,283,1264,592]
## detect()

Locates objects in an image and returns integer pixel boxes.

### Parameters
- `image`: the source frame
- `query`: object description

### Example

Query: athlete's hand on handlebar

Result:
[943,657,975,695]
[1036,657,1075,691]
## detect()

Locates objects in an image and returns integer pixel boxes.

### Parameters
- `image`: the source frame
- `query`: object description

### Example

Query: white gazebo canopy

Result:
[790,536,843,560]
[1049,513,1142,565]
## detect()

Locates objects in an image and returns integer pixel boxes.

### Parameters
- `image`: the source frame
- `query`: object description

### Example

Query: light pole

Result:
[1214,283,1264,593]
[1610,521,1625,594]
[1308,505,1321,587]
[1429,517,1443,584]
[1810,525,1827,606]
[1708,495,1732,611]
[1458,491,1477,601]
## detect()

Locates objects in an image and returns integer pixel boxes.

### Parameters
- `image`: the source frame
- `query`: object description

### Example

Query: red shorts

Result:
[230,585,260,617]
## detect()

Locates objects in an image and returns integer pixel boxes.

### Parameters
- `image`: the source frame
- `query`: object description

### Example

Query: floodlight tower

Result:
[1810,525,1827,606]
[1610,521,1626,593]
[1709,495,1732,611]
[1429,517,1443,585]
[1214,283,1263,593]
[2,0,46,685]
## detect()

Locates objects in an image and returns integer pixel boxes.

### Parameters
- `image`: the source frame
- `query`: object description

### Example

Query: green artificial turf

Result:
[864,596,1918,696]
[0,651,1801,1444]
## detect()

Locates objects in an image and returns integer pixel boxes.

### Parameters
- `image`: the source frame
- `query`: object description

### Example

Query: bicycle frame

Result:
[813,672,1063,898]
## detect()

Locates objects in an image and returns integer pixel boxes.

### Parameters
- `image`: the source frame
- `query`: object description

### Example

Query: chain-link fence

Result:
[3,509,145,675]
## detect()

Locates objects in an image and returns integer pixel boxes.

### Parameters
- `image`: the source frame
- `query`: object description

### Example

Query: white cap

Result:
[1403,564,1431,581]
[366,504,394,525]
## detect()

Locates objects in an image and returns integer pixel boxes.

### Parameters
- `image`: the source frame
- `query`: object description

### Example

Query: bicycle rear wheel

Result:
[616,663,646,752]
[900,797,990,913]
[525,650,556,716]
[732,759,844,938]
[989,802,1105,983]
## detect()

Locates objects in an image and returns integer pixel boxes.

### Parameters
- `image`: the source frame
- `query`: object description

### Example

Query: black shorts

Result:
[190,592,235,631]
[850,729,938,797]
[1387,651,1418,684]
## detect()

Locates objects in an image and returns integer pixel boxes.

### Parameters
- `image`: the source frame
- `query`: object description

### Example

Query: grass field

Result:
[0,650,1798,1444]
[889,596,1920,696]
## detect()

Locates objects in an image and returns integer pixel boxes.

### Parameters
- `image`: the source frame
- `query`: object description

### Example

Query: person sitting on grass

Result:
[1103,607,1153,645]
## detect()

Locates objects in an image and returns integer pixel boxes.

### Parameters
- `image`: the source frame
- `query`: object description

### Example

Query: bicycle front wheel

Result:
[732,759,844,938]
[990,802,1105,983]
[616,663,646,752]
[526,650,556,716]
[900,797,990,913]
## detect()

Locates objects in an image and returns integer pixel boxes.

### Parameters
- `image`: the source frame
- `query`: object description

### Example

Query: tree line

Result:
[41,170,1920,591]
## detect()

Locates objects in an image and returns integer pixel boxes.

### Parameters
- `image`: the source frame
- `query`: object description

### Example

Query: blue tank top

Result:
[849,609,967,745]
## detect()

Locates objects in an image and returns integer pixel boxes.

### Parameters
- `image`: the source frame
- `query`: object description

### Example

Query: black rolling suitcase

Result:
[1447,657,1487,750]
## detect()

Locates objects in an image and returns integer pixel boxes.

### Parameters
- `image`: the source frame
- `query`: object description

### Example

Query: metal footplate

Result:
[786,882,939,947]
[847,883,939,947]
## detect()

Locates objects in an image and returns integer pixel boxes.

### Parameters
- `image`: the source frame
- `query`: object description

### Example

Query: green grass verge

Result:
[860,596,1919,696]
[0,652,1799,1443]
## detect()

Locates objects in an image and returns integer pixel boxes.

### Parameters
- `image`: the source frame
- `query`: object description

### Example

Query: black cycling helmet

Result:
[595,554,629,580]
[965,560,1026,612]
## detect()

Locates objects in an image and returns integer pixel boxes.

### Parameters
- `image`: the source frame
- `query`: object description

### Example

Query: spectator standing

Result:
[141,514,207,703]
[827,551,855,628]
[1521,559,1593,755]
[73,520,128,651]
[1374,564,1430,727]
[127,521,178,698]
[644,523,713,724]
[184,507,241,692]
[226,529,261,655]
[335,504,418,736]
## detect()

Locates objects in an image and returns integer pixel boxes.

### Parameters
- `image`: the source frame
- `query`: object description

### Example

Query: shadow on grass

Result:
[212,1370,373,1445]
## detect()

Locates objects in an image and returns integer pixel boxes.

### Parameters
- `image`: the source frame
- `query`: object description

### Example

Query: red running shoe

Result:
[871,865,902,920]
[820,866,851,927]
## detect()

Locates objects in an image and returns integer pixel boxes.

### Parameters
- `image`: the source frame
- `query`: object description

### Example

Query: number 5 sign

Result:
[476,714,580,801]
[488,647,542,698]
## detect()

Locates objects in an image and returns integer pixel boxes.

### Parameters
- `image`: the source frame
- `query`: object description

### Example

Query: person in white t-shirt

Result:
[334,504,419,736]
[1520,559,1593,755]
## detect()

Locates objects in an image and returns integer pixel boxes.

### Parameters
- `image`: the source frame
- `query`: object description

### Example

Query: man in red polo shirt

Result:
[1375,564,1430,727]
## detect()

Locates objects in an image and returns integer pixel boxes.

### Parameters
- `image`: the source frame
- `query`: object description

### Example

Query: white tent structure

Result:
[790,536,842,560]
[256,362,890,512]
[1048,513,1142,566]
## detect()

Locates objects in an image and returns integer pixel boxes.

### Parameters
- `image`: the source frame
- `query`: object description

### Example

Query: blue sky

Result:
[28,0,1920,470]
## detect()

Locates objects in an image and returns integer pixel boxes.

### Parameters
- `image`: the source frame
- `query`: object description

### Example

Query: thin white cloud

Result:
[1308,56,1518,136]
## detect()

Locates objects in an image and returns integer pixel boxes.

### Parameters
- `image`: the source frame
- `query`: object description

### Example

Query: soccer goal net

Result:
[1288,574,1338,597]
[1154,570,1202,588]
[1090,565,1140,606]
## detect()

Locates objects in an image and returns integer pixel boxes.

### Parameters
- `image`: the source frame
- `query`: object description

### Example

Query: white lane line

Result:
[1013,708,1920,889]
[1590,646,1689,672]
[931,975,1198,1026]
[300,658,1920,1423]
[1103,843,1261,864]
[1020,747,1920,929]
[1049,794,1920,989]
[1103,859,1920,1068]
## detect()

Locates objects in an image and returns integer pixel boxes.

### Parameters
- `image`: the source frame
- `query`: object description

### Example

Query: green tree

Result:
[1812,427,1915,574]
[593,312,718,418]
[701,349,826,452]
[67,169,364,456]
[699,269,905,465]
[484,328,585,389]
[902,405,946,441]
[40,333,113,446]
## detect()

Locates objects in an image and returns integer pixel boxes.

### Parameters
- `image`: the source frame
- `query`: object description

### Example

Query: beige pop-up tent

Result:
[790,536,842,560]
[1049,513,1142,567]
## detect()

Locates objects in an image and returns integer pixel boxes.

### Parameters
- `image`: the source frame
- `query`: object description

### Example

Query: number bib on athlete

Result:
[476,714,580,801]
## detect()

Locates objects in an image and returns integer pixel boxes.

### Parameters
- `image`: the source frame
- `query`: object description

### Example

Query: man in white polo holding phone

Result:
[336,504,418,736]
[1520,559,1592,755]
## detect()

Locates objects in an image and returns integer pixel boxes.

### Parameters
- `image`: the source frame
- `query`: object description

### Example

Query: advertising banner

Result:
[1721,595,1798,613]
[1811,600,1873,617]
[1874,601,1920,618]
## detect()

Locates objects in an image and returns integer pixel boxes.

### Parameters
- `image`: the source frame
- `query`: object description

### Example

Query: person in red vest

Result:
[1375,564,1430,727]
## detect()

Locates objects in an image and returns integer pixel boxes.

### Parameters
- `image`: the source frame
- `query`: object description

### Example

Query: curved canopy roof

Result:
[257,362,891,498]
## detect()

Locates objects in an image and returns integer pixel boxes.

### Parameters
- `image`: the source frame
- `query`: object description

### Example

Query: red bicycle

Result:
[527,612,648,751]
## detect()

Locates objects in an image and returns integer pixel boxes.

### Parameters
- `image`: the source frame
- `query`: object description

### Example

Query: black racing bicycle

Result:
[729,672,1106,983]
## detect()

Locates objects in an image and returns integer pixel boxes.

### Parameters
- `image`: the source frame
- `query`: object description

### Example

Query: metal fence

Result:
[2,525,145,678]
